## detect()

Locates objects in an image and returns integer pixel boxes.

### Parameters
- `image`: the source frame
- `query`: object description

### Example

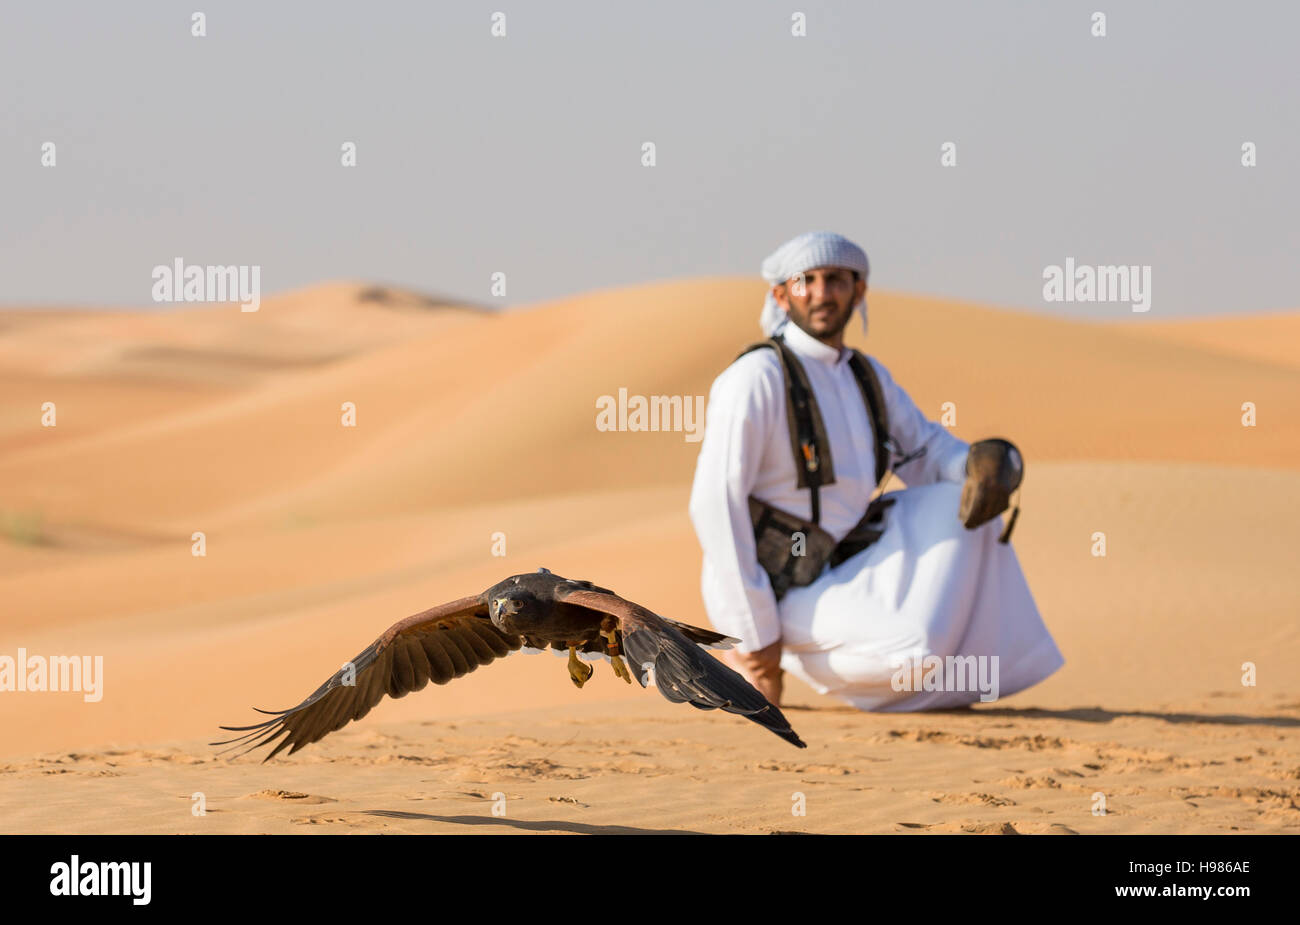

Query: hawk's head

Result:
[488,588,538,633]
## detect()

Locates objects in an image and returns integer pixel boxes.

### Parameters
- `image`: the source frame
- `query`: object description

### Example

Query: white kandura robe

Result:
[688,321,1064,710]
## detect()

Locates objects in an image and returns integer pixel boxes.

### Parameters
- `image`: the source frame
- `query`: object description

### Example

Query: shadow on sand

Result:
[360,810,708,835]
[782,702,1300,729]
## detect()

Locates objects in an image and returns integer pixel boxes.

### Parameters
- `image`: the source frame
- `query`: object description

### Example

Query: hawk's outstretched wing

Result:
[212,594,521,762]
[557,587,806,748]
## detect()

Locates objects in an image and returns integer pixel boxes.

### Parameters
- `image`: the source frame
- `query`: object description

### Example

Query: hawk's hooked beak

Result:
[494,597,521,617]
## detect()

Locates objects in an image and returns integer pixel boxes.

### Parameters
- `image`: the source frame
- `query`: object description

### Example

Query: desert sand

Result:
[1,280,1297,834]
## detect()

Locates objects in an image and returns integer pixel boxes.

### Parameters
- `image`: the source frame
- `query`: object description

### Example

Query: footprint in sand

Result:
[931,792,1016,807]
[960,822,1020,835]
[1000,775,1062,790]
[292,815,379,828]
[244,789,336,804]
[753,760,853,775]
[897,820,1020,834]
[548,796,590,808]
[439,790,524,801]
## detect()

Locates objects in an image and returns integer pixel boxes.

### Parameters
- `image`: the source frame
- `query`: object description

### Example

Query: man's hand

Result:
[730,639,784,706]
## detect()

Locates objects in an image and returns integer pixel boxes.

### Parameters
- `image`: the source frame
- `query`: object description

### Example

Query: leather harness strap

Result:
[735,332,899,525]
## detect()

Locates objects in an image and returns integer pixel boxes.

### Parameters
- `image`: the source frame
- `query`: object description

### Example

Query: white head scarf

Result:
[759,231,869,337]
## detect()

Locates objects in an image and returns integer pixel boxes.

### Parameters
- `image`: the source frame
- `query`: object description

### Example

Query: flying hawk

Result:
[214,568,806,760]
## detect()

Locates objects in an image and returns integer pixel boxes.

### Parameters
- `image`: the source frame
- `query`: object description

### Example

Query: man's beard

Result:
[790,300,853,342]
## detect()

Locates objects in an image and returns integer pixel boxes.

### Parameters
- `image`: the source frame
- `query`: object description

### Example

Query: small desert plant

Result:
[0,508,46,545]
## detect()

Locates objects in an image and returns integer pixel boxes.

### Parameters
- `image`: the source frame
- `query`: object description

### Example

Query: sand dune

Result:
[4,283,1296,536]
[1110,310,1300,372]
[0,282,487,381]
[1,280,1296,833]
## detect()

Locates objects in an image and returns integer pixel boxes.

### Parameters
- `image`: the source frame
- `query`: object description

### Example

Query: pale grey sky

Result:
[2,0,1296,318]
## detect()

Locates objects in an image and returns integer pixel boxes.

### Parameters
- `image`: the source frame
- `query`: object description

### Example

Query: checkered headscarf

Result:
[759,231,869,336]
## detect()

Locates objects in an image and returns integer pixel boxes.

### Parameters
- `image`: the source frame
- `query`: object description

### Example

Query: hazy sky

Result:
[2,0,1295,318]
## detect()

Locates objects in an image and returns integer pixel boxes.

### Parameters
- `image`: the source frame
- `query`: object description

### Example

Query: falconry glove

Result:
[958,438,1023,544]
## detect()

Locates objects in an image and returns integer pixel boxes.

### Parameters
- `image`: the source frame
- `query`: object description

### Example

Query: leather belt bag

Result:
[749,494,897,601]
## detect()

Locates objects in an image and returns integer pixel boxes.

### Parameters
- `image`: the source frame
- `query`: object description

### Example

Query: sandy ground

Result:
[1,279,1297,834]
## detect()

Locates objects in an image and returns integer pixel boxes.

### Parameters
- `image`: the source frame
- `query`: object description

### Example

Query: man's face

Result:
[773,265,866,344]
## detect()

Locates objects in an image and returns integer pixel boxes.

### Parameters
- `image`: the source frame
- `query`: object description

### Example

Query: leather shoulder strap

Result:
[847,350,891,488]
[733,337,836,492]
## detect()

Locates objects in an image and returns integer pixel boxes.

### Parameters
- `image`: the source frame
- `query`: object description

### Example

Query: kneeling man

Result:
[688,231,1064,710]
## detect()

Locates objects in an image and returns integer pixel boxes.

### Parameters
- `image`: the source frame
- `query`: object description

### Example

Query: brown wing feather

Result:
[212,594,522,762]
[557,588,806,748]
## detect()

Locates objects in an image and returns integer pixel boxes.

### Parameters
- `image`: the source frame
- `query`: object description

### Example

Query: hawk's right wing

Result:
[212,594,522,762]
[557,587,806,749]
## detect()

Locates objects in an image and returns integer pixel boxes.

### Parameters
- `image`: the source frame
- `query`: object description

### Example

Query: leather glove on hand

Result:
[959,438,1023,532]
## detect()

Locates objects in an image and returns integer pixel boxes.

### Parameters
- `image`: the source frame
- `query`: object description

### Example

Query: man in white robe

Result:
[688,231,1064,710]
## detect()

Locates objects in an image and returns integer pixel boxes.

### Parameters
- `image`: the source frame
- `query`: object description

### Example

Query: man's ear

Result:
[772,282,790,310]
[855,277,867,305]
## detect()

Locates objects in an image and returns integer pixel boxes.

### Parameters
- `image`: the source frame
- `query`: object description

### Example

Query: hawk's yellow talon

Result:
[610,653,633,684]
[600,629,633,684]
[567,647,594,688]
